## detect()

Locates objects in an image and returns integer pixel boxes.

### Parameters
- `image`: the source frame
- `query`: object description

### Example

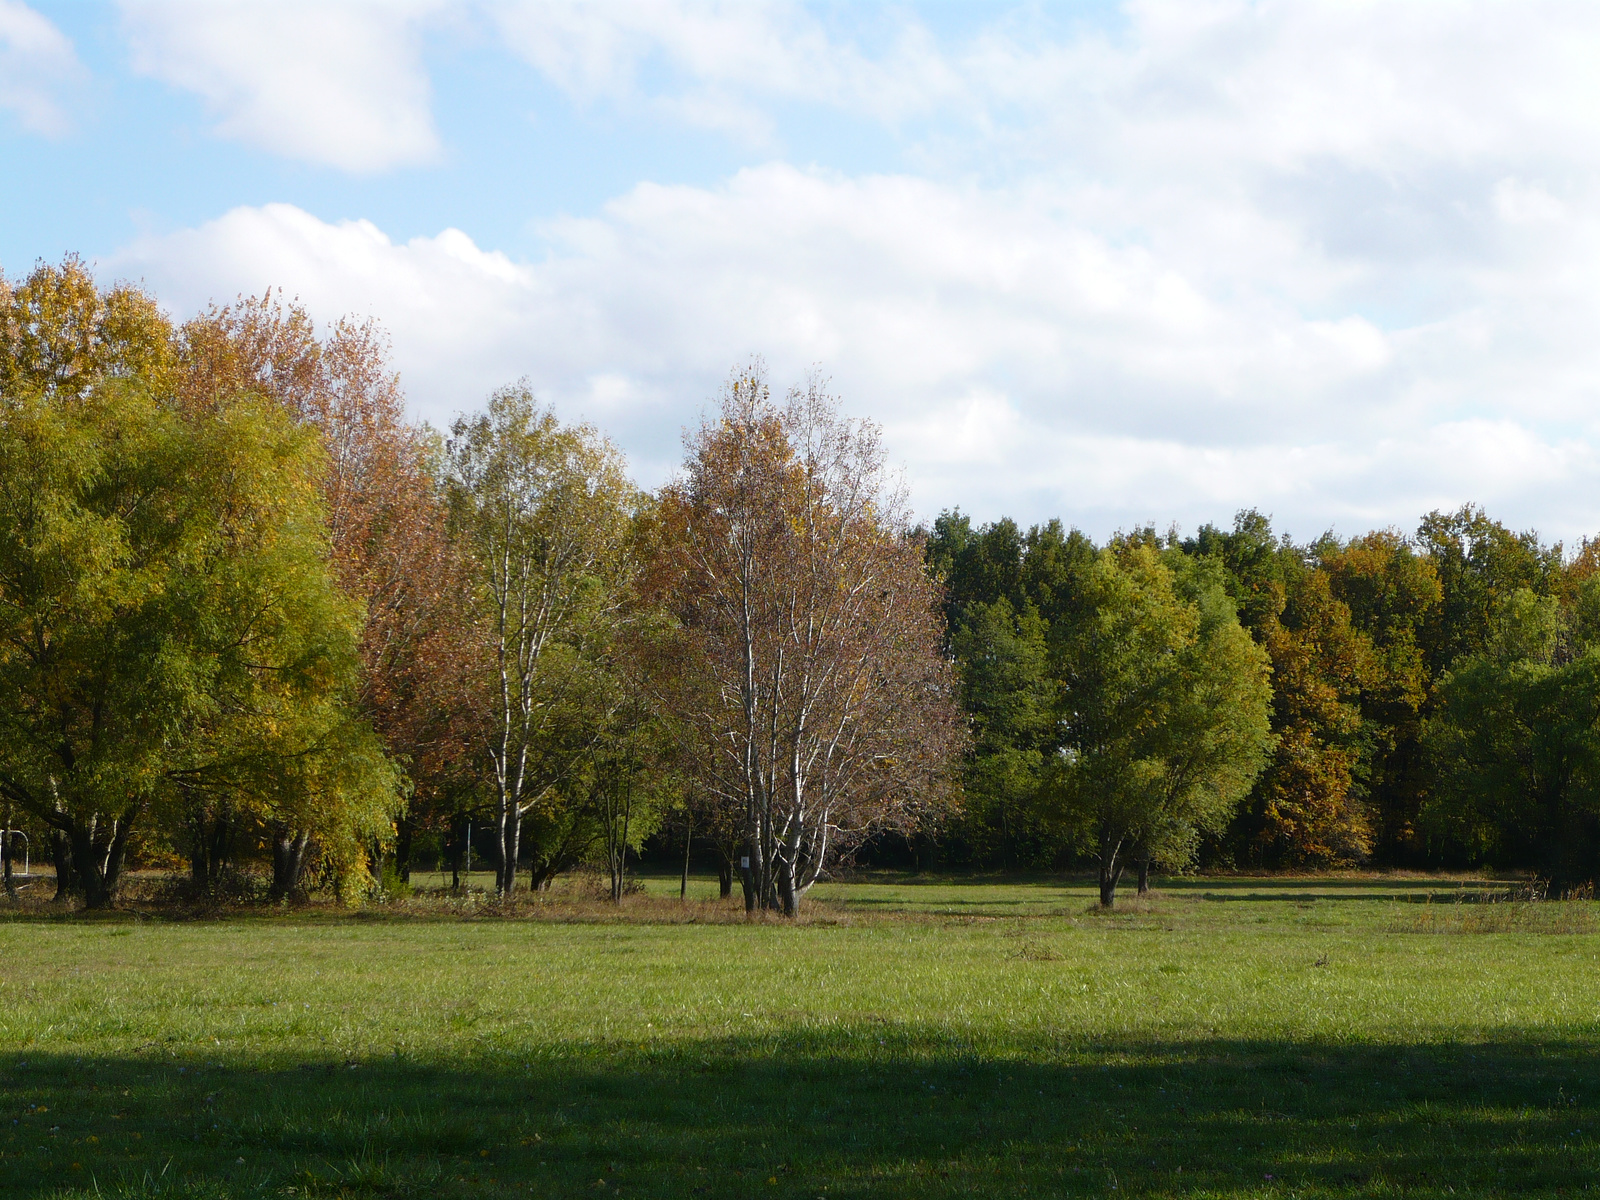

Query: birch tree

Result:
[446,386,635,897]
[646,367,962,915]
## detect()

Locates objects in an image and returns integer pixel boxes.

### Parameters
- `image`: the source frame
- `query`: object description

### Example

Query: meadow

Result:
[1,874,1598,1199]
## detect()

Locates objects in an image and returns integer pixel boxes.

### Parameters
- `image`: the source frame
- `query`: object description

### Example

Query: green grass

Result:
[2,874,1599,1198]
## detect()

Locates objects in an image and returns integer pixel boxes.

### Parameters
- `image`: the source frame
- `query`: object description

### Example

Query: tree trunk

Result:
[493,803,507,895]
[188,811,231,893]
[50,829,73,902]
[367,836,384,887]
[739,837,756,914]
[1097,829,1125,909]
[270,830,311,901]
[777,860,798,917]
[1098,863,1122,908]
[70,810,136,910]
[777,825,801,917]
[1136,857,1151,895]
[71,828,111,910]
[2,818,14,901]
[718,859,733,899]
[527,860,555,892]
[209,814,230,887]
[449,819,465,891]
[395,815,414,884]
[188,818,209,890]
[493,802,521,899]
[507,807,522,898]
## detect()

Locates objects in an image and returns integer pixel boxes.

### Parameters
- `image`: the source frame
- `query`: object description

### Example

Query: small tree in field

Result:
[1044,545,1273,907]
[644,367,963,916]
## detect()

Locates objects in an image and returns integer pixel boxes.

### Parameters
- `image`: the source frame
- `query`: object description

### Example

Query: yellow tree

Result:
[0,263,402,906]
[178,295,465,887]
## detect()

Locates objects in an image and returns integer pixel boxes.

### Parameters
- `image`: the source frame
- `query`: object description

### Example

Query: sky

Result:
[5,1,1600,545]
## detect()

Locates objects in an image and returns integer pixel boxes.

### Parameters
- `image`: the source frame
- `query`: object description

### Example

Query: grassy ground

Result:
[2,873,1598,1198]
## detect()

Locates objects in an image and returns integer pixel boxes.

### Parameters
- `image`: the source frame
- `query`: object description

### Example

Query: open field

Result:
[2,875,1599,1198]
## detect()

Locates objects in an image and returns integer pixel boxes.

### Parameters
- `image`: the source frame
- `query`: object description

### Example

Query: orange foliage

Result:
[176,294,472,791]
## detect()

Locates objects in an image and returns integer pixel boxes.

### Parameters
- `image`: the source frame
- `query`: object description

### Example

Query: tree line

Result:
[930,505,1600,894]
[2,257,1596,910]
[0,258,957,911]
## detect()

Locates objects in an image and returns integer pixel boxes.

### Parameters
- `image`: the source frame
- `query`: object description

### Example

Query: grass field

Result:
[2,873,1598,1198]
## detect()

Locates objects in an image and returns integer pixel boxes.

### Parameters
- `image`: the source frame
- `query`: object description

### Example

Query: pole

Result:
[680,812,692,901]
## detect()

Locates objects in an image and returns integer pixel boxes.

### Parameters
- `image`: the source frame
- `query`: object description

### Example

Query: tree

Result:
[0,255,174,402]
[924,512,1095,870]
[446,386,637,898]
[1416,505,1562,678]
[1248,570,1377,865]
[1132,554,1278,889]
[646,367,963,916]
[1320,530,1441,859]
[178,294,467,888]
[1181,512,1377,867]
[591,700,672,903]
[0,382,399,907]
[1422,587,1600,887]
[947,597,1053,868]
[1042,544,1272,907]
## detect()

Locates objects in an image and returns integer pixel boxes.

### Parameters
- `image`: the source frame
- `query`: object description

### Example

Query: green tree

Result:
[948,597,1052,868]
[1043,545,1272,907]
[1423,588,1600,887]
[1416,505,1562,677]
[445,385,637,898]
[0,383,398,907]
[924,513,1095,868]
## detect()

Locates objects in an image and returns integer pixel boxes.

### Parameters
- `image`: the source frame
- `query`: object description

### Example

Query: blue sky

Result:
[6,1,1600,544]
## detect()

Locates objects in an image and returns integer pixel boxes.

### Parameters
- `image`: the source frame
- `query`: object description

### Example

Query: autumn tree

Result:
[1181,513,1376,866]
[646,367,962,916]
[0,255,174,401]
[176,294,467,889]
[0,381,399,907]
[446,385,637,898]
[0,263,406,906]
[1320,530,1441,858]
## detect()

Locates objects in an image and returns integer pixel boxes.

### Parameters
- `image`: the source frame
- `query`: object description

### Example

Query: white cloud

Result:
[492,0,959,139]
[0,0,83,135]
[109,145,1600,542]
[118,0,444,171]
[102,1,1600,542]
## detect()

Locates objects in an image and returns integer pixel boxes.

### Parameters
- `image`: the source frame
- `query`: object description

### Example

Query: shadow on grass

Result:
[4,1034,1598,1199]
